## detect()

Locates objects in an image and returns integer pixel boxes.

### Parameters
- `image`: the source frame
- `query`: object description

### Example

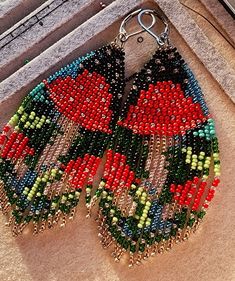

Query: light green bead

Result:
[191,166,196,170]
[145,206,150,211]
[213,153,219,158]
[187,151,192,155]
[197,166,203,171]
[110,209,115,214]
[36,192,41,197]
[51,203,57,209]
[112,217,118,223]
[145,221,151,226]
[131,184,136,189]
[36,124,41,129]
[215,172,221,176]
[181,148,187,153]
[137,223,143,228]
[68,194,74,199]
[23,190,28,195]
[146,201,151,207]
[197,161,203,166]
[186,155,191,160]
[204,164,209,169]
[75,191,81,198]
[142,213,147,219]
[102,191,107,196]
[187,147,192,151]
[99,181,106,187]
[185,159,191,164]
[136,190,141,196]
[191,162,197,167]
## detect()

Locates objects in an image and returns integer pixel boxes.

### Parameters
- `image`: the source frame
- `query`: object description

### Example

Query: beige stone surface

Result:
[0,1,234,281]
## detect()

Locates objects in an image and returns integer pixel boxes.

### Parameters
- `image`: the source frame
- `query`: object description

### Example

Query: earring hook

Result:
[114,9,156,47]
[137,9,169,46]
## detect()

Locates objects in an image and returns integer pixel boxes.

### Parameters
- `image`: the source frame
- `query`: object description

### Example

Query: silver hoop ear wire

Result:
[114,9,156,47]
[137,9,169,47]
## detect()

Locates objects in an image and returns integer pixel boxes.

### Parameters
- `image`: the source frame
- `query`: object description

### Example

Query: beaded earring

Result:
[94,9,221,266]
[0,9,156,235]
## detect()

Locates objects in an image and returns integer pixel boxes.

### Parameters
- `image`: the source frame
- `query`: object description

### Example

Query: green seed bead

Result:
[146,201,151,207]
[136,190,141,196]
[210,130,215,135]
[112,217,118,223]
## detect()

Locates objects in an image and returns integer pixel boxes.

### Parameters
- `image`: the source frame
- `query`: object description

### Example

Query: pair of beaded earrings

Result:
[0,9,220,266]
